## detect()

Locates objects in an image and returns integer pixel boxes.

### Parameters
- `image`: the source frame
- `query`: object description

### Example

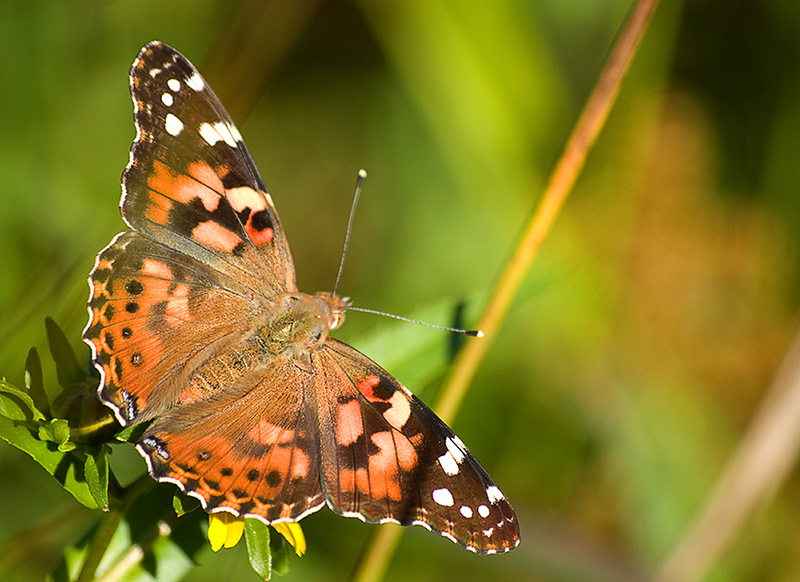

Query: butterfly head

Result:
[314,292,350,331]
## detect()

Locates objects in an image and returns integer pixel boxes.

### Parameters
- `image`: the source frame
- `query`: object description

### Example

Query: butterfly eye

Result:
[330,310,345,330]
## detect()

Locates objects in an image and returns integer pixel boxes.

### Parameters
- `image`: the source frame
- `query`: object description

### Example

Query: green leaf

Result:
[45,317,85,389]
[116,422,147,443]
[172,493,201,517]
[0,392,28,421]
[39,418,71,446]
[25,347,50,418]
[0,379,45,422]
[0,414,97,508]
[85,447,109,510]
[58,442,77,453]
[244,518,272,581]
[268,527,290,577]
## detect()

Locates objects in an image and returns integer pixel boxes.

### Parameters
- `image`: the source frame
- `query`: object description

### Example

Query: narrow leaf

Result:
[45,317,85,389]
[25,347,50,418]
[269,526,290,577]
[172,493,201,517]
[245,518,272,580]
[115,422,147,443]
[0,379,45,421]
[84,448,109,510]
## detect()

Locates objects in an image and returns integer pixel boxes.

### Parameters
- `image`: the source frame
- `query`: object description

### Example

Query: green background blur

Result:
[2,0,800,581]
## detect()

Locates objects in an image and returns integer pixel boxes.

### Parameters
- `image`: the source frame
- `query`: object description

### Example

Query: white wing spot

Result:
[198,123,220,145]
[445,436,466,463]
[478,504,490,518]
[142,437,169,459]
[486,485,505,504]
[164,113,184,136]
[217,122,240,146]
[198,121,240,147]
[161,93,174,107]
[228,122,243,143]
[432,488,454,507]
[459,505,473,518]
[482,527,494,537]
[186,72,205,91]
[438,450,460,476]
[149,67,161,78]
[167,78,181,92]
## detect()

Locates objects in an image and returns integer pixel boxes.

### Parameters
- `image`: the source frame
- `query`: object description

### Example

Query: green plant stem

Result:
[75,505,125,582]
[75,472,154,582]
[95,507,181,582]
[350,524,402,582]
[350,0,661,580]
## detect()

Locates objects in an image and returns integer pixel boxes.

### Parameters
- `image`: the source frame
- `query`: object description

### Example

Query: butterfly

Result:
[83,41,519,554]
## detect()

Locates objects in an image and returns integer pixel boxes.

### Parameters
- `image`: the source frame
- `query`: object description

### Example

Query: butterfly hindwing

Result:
[124,41,297,297]
[314,339,519,554]
[138,361,325,522]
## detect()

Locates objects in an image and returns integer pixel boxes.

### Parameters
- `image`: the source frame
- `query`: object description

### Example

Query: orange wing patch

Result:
[226,185,267,214]
[249,420,296,446]
[165,283,192,324]
[147,159,223,213]
[191,220,245,254]
[335,399,364,447]
[382,391,411,430]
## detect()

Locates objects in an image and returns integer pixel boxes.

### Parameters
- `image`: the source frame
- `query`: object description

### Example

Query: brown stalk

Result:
[351,0,662,580]
[655,325,800,582]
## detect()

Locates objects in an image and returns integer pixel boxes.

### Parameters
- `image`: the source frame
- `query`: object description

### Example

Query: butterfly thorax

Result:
[251,292,349,364]
[177,293,347,407]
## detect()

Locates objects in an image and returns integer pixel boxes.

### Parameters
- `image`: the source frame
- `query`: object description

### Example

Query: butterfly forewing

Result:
[86,41,520,556]
[124,42,297,297]
[315,340,519,554]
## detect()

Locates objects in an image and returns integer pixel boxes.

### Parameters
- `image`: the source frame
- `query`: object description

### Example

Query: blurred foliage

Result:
[2,0,800,581]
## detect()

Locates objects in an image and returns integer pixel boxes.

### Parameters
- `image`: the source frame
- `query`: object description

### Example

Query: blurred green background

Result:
[3,0,800,581]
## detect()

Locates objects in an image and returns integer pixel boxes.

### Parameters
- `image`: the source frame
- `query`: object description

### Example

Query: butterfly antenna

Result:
[333,170,482,338]
[345,306,484,337]
[333,169,367,296]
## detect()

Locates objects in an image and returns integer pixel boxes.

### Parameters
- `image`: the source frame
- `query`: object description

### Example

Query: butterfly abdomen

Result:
[181,345,261,403]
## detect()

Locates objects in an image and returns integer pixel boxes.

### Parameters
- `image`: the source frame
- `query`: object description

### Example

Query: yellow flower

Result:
[272,521,306,557]
[208,514,306,556]
[208,512,244,552]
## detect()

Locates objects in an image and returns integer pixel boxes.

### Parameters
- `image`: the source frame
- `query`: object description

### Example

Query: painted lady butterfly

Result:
[83,42,519,554]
